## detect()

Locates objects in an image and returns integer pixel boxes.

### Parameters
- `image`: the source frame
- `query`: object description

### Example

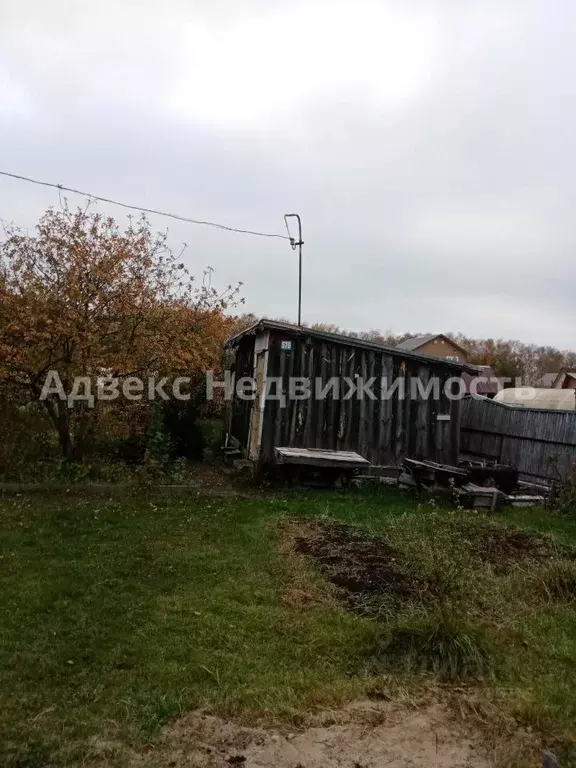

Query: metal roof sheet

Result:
[494,387,576,411]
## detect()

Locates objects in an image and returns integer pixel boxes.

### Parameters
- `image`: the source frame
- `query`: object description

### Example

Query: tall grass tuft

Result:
[539,560,576,603]
[382,610,492,680]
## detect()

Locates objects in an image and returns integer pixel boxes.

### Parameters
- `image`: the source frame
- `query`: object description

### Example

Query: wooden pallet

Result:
[274,447,370,470]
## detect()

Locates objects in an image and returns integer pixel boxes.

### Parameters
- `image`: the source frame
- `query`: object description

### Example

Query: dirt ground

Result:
[292,519,430,614]
[461,522,576,567]
[130,700,493,768]
[292,517,576,597]
[124,517,561,768]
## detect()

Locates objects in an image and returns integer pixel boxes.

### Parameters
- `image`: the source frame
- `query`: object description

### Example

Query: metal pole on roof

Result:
[284,213,303,327]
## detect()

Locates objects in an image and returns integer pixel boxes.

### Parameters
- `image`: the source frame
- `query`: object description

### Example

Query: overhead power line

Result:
[0,170,291,240]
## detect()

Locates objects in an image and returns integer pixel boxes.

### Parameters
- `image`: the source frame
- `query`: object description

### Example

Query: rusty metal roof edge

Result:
[225,318,478,373]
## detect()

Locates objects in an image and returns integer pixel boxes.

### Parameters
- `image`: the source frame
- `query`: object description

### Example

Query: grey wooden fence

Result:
[460,396,576,483]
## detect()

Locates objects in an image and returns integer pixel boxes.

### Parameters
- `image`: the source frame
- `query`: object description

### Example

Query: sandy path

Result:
[130,700,493,767]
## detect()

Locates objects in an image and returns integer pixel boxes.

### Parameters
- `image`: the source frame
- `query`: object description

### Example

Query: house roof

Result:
[396,333,469,357]
[535,373,558,388]
[226,319,477,372]
[462,365,502,396]
[396,334,438,351]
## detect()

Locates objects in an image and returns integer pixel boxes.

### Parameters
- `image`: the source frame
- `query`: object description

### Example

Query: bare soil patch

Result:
[129,700,492,768]
[292,519,429,613]
[462,523,576,567]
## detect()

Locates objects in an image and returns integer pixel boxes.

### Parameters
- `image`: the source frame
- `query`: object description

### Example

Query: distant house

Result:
[553,369,576,389]
[535,371,576,389]
[461,364,501,398]
[396,335,500,397]
[536,373,559,388]
[396,334,469,364]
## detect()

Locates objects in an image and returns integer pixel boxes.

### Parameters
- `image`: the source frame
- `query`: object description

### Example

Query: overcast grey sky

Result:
[1,0,575,348]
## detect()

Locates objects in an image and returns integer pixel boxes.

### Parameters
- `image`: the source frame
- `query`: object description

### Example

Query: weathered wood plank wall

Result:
[259,331,461,466]
[227,336,254,449]
[460,396,576,483]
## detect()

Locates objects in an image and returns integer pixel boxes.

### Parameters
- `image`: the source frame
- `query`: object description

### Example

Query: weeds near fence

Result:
[555,463,576,516]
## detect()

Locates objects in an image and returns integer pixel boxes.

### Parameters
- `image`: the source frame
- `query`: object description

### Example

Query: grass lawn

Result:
[1,486,576,766]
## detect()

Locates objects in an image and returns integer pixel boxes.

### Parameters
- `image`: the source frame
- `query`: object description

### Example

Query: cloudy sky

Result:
[1,0,575,348]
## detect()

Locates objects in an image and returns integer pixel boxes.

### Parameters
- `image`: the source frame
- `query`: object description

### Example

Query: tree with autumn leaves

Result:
[0,203,241,461]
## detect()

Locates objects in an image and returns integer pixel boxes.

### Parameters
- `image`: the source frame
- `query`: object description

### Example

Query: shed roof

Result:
[226,319,476,372]
[396,333,469,357]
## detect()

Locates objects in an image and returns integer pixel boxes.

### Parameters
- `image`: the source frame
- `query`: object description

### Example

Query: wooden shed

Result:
[224,319,472,470]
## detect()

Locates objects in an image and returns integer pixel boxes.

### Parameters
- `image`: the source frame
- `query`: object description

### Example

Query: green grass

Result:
[1,486,576,766]
[381,613,492,680]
